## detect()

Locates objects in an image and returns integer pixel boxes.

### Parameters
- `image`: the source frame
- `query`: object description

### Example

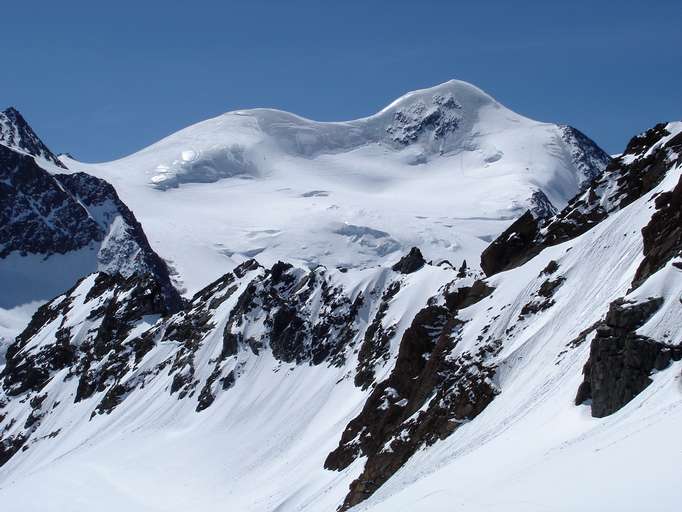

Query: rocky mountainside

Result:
[0,117,680,511]
[481,122,682,276]
[0,112,181,345]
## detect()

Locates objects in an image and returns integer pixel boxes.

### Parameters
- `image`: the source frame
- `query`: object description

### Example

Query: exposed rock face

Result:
[221,261,363,365]
[156,261,264,407]
[2,272,176,395]
[481,123,681,276]
[575,297,681,417]
[354,281,400,389]
[480,211,539,276]
[55,172,183,309]
[0,255,396,466]
[570,128,682,418]
[0,142,181,309]
[519,276,566,317]
[386,93,461,146]
[392,247,426,274]
[557,125,612,188]
[528,190,558,220]
[0,107,65,167]
[0,271,177,460]
[326,281,497,510]
[632,174,682,288]
[0,146,102,258]
[125,260,370,410]
[443,279,494,312]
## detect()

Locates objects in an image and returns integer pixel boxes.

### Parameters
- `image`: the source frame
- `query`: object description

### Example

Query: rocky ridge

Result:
[481,122,682,276]
[0,109,182,313]
[0,107,65,168]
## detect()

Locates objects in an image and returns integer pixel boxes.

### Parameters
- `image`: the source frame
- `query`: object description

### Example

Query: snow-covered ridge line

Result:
[109,80,504,161]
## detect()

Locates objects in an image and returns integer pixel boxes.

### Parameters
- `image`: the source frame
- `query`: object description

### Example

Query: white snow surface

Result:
[60,80,606,296]
[0,156,680,511]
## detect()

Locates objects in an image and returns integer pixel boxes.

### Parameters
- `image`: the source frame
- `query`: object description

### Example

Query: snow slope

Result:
[61,80,610,295]
[358,173,682,512]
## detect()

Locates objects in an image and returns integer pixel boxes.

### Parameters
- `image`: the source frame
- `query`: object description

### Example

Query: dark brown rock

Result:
[480,211,540,276]
[575,297,682,417]
[632,174,682,288]
[329,282,498,510]
[355,281,401,389]
[392,247,426,274]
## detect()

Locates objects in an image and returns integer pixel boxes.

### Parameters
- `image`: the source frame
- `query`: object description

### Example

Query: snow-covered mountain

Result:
[61,80,610,295]
[0,90,680,512]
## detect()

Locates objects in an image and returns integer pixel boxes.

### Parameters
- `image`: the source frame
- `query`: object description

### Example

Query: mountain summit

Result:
[61,80,611,294]
[0,107,65,168]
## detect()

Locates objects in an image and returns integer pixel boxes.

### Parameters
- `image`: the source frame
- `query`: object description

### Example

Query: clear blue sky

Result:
[3,0,681,161]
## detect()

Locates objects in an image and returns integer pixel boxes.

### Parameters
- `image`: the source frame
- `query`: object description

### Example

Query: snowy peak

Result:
[0,107,65,168]
[373,80,496,148]
[59,80,611,294]
[116,79,608,195]
[377,80,497,115]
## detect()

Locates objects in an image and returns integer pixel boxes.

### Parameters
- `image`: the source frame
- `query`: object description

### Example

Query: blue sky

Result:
[3,0,681,161]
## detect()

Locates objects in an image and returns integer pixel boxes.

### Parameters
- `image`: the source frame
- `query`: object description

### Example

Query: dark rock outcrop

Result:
[386,94,461,145]
[528,190,558,220]
[327,281,498,510]
[632,174,682,288]
[355,281,400,389]
[0,269,180,462]
[0,146,102,258]
[557,125,612,188]
[0,142,181,310]
[57,172,183,310]
[392,247,426,274]
[480,211,539,276]
[2,272,176,399]
[173,261,366,408]
[443,279,494,312]
[575,297,681,417]
[519,276,565,317]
